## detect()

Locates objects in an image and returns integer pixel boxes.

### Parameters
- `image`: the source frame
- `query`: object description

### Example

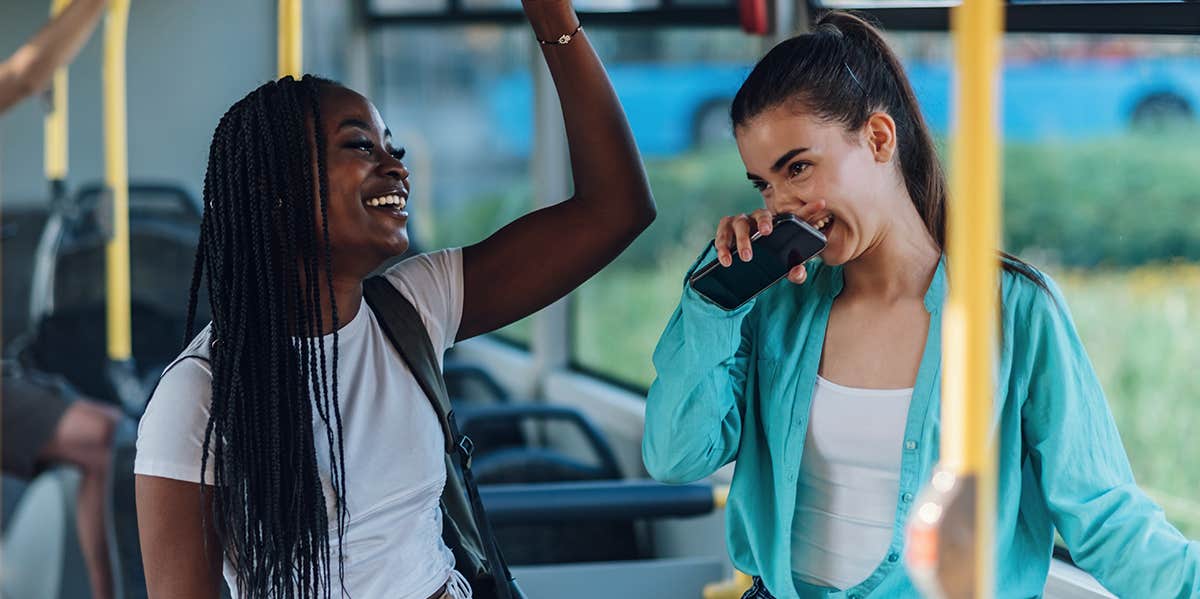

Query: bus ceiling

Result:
[358,0,1200,36]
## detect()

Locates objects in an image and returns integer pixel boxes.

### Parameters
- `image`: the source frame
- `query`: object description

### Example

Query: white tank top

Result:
[791,375,913,590]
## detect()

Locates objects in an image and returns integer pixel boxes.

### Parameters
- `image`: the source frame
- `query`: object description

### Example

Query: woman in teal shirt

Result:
[643,11,1199,599]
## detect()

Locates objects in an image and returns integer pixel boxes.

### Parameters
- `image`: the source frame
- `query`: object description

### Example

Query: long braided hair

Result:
[184,74,349,598]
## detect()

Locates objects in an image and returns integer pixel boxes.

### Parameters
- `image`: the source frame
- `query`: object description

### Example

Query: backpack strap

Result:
[362,276,516,599]
[144,353,211,408]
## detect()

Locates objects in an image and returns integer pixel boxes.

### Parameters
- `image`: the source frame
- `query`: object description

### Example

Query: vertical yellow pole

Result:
[945,0,1003,595]
[45,0,72,184]
[278,0,303,79]
[103,0,132,362]
[907,2,1003,598]
[946,0,1003,596]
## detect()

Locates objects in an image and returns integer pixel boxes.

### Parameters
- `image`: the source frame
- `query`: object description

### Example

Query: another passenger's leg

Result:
[39,400,122,599]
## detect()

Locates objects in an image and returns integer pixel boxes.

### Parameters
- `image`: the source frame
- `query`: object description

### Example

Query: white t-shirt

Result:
[135,249,465,599]
[791,375,913,591]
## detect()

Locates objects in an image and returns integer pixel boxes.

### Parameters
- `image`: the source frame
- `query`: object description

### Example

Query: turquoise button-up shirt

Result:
[643,248,1200,599]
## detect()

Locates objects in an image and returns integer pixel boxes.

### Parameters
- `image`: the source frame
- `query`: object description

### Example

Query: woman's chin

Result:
[368,234,410,265]
[385,237,410,258]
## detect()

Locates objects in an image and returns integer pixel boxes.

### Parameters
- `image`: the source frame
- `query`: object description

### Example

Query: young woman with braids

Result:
[132,2,653,597]
[643,11,1199,599]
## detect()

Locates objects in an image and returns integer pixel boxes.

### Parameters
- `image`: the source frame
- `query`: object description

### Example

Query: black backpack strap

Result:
[362,276,516,599]
[361,277,457,455]
[144,353,211,406]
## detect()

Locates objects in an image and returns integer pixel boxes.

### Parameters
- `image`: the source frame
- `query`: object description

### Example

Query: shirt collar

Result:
[825,254,948,315]
[924,254,948,314]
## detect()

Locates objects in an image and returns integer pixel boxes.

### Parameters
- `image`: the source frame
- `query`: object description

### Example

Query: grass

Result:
[1054,265,1200,538]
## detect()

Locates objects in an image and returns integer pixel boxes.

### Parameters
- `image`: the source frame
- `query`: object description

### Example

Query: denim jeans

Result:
[740,577,777,599]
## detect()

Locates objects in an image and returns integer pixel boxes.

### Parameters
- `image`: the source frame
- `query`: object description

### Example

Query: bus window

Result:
[990,32,1200,542]
[574,25,1200,540]
[905,30,1200,541]
[367,13,1199,540]
[568,26,764,386]
[371,24,537,346]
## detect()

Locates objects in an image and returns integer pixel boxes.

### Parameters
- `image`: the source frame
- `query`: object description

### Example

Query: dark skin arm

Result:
[136,476,224,599]
[457,0,655,341]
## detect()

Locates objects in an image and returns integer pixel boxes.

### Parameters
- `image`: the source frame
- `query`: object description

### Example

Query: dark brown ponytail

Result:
[731,11,1047,290]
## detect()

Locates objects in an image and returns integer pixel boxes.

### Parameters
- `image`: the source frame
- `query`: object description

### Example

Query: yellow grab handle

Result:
[947,0,1003,593]
[44,0,72,181]
[103,0,132,361]
[908,1,1004,598]
[278,0,302,79]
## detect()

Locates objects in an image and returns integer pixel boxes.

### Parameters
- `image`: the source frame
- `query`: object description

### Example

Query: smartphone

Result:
[688,214,827,311]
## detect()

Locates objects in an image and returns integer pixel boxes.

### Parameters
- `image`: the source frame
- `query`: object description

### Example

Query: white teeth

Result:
[365,194,407,209]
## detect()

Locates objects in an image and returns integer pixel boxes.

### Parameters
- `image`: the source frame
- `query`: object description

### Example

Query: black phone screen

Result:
[688,217,827,310]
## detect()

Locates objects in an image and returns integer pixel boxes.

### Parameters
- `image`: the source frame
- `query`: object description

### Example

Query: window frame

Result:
[360,0,741,26]
[840,2,1200,36]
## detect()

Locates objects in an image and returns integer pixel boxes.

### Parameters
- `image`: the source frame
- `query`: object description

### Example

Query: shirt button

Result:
[904,440,918,451]
[888,552,900,563]
[902,493,914,503]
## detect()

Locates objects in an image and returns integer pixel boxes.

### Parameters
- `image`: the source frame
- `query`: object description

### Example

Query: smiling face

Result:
[314,85,412,278]
[735,103,908,266]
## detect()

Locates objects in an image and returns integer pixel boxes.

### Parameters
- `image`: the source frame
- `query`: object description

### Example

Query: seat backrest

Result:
[456,405,639,565]
[15,181,209,409]
[443,361,511,405]
[17,301,186,408]
[457,404,622,479]
[0,468,91,599]
[470,448,616,486]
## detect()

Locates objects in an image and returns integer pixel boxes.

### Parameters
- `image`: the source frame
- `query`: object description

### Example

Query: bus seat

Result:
[458,405,641,565]
[443,360,511,405]
[12,181,208,413]
[444,362,526,449]
[0,468,91,599]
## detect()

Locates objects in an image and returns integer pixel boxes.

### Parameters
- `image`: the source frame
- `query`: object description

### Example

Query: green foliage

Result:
[1004,128,1200,267]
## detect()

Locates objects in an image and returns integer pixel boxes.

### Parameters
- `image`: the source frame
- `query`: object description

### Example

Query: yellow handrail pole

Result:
[948,0,1004,596]
[702,486,753,599]
[103,0,132,362]
[906,1,1003,597]
[45,0,71,187]
[278,0,302,79]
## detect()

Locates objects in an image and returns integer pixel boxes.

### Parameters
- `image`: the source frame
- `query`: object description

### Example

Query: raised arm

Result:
[643,245,756,483]
[457,0,655,341]
[0,0,108,114]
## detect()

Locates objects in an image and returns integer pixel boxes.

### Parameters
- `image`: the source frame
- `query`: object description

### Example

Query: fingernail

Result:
[740,249,752,261]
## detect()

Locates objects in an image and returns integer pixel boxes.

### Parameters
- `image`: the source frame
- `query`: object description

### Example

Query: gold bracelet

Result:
[537,23,583,46]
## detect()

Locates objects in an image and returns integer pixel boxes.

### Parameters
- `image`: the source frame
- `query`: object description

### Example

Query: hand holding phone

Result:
[689,213,827,310]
